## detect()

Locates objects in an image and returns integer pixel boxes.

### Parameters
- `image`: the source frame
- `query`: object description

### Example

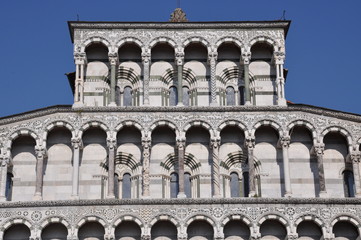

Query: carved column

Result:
[241,52,251,105]
[34,145,46,200]
[73,53,86,107]
[108,53,118,106]
[107,137,117,199]
[245,136,256,197]
[175,49,184,106]
[142,50,151,106]
[177,139,186,198]
[0,154,9,201]
[142,137,151,198]
[280,135,292,197]
[351,151,361,197]
[211,138,221,197]
[314,143,328,197]
[209,51,218,106]
[274,51,286,106]
[71,137,82,199]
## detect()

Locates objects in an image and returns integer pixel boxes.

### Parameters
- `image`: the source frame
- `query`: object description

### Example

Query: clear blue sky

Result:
[1,0,360,116]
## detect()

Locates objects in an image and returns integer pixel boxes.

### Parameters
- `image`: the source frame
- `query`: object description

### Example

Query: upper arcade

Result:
[67,20,290,108]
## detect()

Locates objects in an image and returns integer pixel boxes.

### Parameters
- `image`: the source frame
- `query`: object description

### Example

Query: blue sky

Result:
[1,0,360,116]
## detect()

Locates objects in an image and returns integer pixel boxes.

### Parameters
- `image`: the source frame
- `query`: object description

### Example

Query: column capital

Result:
[141,51,151,63]
[106,137,117,150]
[210,137,221,149]
[141,137,151,148]
[279,134,291,148]
[351,151,361,163]
[175,50,185,66]
[74,52,87,65]
[208,51,218,64]
[71,137,83,149]
[245,136,255,149]
[313,143,325,156]
[108,52,118,65]
[176,138,186,149]
[0,155,9,167]
[273,51,285,64]
[34,145,47,159]
[241,51,251,64]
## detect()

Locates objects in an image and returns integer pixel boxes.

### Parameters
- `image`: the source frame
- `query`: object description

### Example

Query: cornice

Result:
[0,104,360,126]
[0,197,360,209]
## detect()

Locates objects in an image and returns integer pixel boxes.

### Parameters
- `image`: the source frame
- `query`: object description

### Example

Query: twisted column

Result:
[34,145,46,200]
[177,139,186,198]
[71,137,82,199]
[209,50,218,106]
[0,154,9,201]
[73,53,86,107]
[245,136,256,197]
[351,151,361,197]
[241,51,251,105]
[175,49,184,106]
[107,137,117,199]
[280,134,292,197]
[142,50,151,106]
[274,51,286,106]
[108,53,118,106]
[314,143,328,197]
[211,137,221,197]
[142,137,151,198]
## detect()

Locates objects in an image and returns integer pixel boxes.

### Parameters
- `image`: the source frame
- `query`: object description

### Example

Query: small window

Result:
[230,172,240,197]
[123,86,132,106]
[183,86,190,106]
[343,170,355,197]
[169,86,178,106]
[184,173,191,198]
[114,174,119,199]
[115,86,121,106]
[122,173,131,199]
[170,172,179,198]
[243,172,249,197]
[5,173,13,201]
[226,86,235,106]
[239,86,245,105]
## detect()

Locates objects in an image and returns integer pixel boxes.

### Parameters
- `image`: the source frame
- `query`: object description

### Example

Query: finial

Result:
[169,8,188,22]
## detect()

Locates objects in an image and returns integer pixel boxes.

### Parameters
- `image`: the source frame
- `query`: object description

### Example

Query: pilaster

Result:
[71,137,82,200]
[34,145,47,200]
[211,137,221,197]
[142,137,151,198]
[279,134,292,197]
[142,49,151,106]
[351,151,361,197]
[245,135,256,197]
[108,53,119,107]
[241,51,251,105]
[107,136,117,199]
[208,50,218,106]
[313,143,328,197]
[175,48,184,106]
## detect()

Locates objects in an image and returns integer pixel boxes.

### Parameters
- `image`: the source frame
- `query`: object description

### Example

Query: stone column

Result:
[0,154,9,201]
[209,51,218,106]
[142,137,151,198]
[34,145,46,200]
[142,50,151,106]
[245,136,256,197]
[351,151,361,197]
[71,137,82,199]
[211,138,221,197]
[241,52,251,105]
[280,135,292,197]
[314,143,328,197]
[175,49,184,106]
[177,139,186,198]
[108,53,118,107]
[107,137,117,199]
[274,51,286,106]
[73,53,86,107]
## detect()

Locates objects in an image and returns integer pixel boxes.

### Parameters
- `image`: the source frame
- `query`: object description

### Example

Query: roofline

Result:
[0,103,360,126]
[68,20,291,43]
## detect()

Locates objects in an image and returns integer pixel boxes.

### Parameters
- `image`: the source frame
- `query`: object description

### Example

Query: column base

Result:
[141,195,151,199]
[248,191,257,197]
[106,195,115,199]
[284,192,292,198]
[177,103,184,107]
[277,98,287,106]
[210,102,219,107]
[71,195,79,200]
[177,192,187,198]
[245,101,252,106]
[213,194,222,198]
[108,102,117,107]
[72,102,84,108]
[33,193,43,201]
[319,191,329,198]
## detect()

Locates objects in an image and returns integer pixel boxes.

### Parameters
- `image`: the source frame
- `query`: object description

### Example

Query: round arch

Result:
[111,215,145,236]
[217,120,247,137]
[149,120,179,137]
[215,37,243,51]
[320,126,353,148]
[252,120,283,137]
[8,129,39,149]
[43,121,75,143]
[149,37,177,49]
[220,214,252,228]
[115,120,145,138]
[182,37,211,53]
[183,120,215,139]
[116,37,144,50]
[149,214,180,230]
[79,121,109,139]
[81,37,111,53]
[75,216,107,235]
[248,36,278,52]
[257,213,291,235]
[287,120,317,141]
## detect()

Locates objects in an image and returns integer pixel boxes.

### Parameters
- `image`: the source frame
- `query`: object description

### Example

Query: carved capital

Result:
[175,49,185,65]
[274,51,285,64]
[108,53,118,65]
[142,137,151,149]
[176,139,186,150]
[210,137,221,150]
[35,145,47,159]
[245,136,255,149]
[141,51,151,63]
[208,51,218,64]
[106,137,117,150]
[314,143,325,156]
[280,134,290,148]
[141,235,151,240]
[74,52,86,65]
[71,137,83,149]
[351,151,361,163]
[241,51,251,64]
[0,155,9,167]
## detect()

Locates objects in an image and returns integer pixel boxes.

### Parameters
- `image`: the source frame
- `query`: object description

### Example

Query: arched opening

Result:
[289,126,317,197]
[44,127,72,200]
[41,222,68,240]
[186,126,210,197]
[343,170,355,197]
[81,127,107,199]
[226,86,236,106]
[260,219,287,240]
[5,172,13,201]
[239,86,245,105]
[223,220,250,240]
[78,221,105,240]
[170,172,179,198]
[85,43,109,107]
[230,172,240,197]
[184,172,192,198]
[151,220,177,240]
[3,224,31,240]
[122,173,131,199]
[333,221,358,240]
[297,220,322,240]
[11,135,37,201]
[115,221,141,240]
[187,220,214,240]
[254,126,281,197]
[123,86,133,106]
[151,126,176,198]
[183,86,190,106]
[169,86,178,106]
[323,132,350,197]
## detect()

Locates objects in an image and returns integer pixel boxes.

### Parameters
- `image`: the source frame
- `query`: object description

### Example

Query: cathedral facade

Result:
[0,10,360,240]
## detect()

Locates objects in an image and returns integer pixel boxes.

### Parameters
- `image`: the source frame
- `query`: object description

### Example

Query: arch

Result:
[8,129,39,148]
[217,120,247,135]
[182,37,211,53]
[1,217,33,232]
[186,218,214,240]
[116,37,143,50]
[183,120,214,139]
[331,215,361,230]
[248,36,278,52]
[320,126,353,148]
[220,214,252,228]
[115,120,145,138]
[40,216,71,232]
[79,121,109,138]
[2,222,31,240]
[81,37,111,52]
[76,216,107,230]
[150,215,180,229]
[215,37,244,50]
[149,37,177,48]
[185,215,216,228]
[294,214,325,229]
[257,214,291,234]
[112,215,145,235]
[149,120,179,136]
[43,121,75,142]
[287,120,317,141]
[252,120,283,137]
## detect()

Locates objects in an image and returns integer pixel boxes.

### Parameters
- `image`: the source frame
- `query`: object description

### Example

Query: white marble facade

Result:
[0,18,360,240]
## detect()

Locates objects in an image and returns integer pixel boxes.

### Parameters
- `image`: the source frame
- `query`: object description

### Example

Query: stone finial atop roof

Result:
[169,8,188,22]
